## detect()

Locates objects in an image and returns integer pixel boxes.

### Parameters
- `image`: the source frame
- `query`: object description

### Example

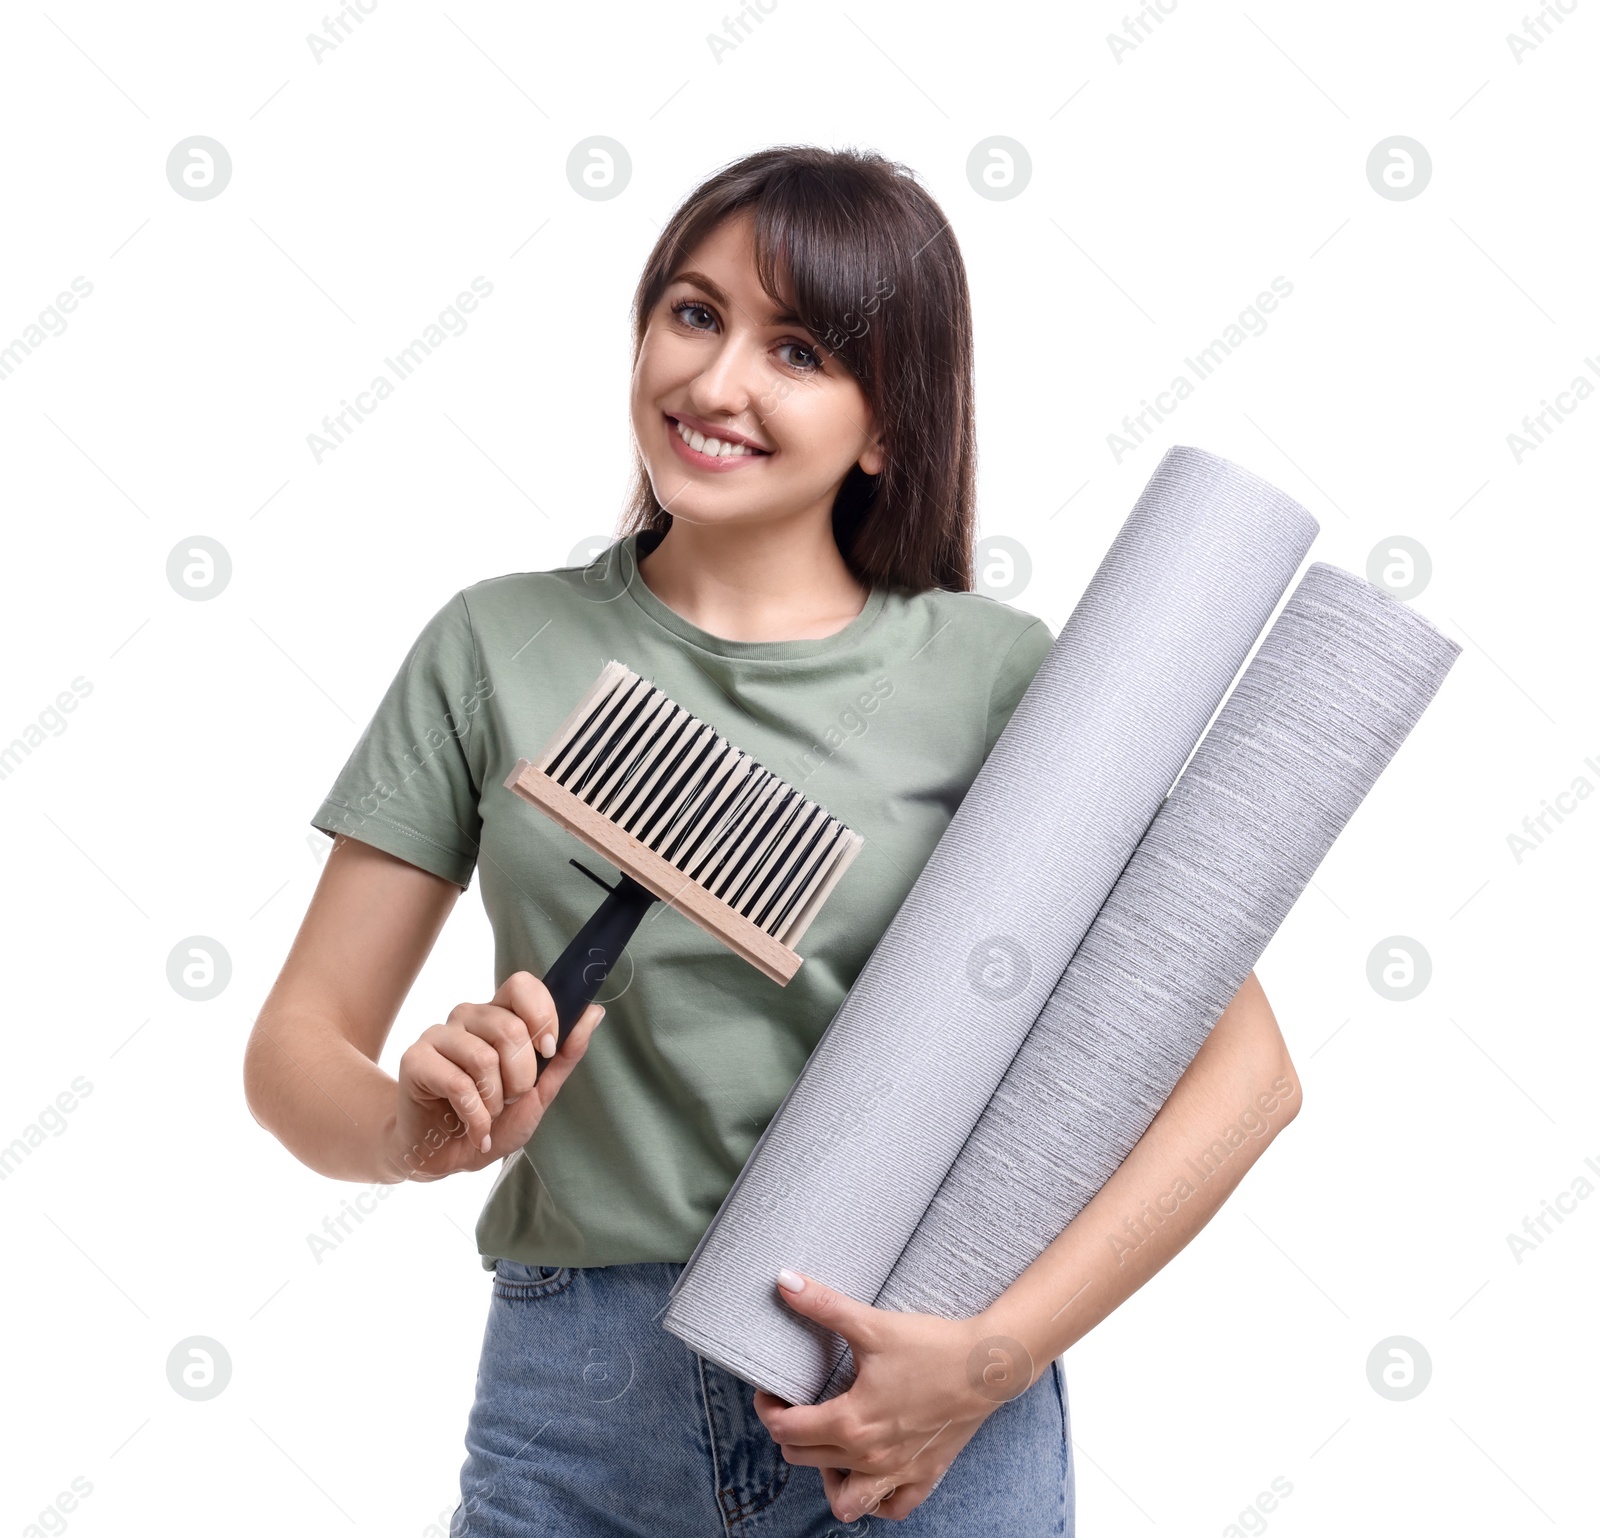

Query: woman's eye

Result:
[777,341,820,371]
[672,300,717,331]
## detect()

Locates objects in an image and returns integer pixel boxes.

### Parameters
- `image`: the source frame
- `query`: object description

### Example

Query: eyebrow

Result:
[667,269,804,329]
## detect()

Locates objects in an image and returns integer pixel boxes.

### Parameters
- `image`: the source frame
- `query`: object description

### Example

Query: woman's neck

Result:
[634,515,871,643]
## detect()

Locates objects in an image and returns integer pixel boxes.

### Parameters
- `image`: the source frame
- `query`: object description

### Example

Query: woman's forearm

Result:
[244,837,467,1184]
[976,971,1301,1385]
[244,1006,404,1184]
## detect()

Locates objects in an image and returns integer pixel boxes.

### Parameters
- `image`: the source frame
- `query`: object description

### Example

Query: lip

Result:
[663,411,770,472]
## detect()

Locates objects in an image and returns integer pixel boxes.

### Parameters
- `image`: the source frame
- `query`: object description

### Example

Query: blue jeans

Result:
[451,1259,1074,1536]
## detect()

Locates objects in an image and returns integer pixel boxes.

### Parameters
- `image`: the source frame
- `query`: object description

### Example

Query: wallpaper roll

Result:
[662,445,1318,1404]
[817,561,1461,1399]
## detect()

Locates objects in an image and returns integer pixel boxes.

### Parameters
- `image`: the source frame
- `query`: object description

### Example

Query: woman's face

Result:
[629,209,883,533]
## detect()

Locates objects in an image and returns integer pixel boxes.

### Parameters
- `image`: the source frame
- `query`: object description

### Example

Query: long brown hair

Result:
[621,145,976,595]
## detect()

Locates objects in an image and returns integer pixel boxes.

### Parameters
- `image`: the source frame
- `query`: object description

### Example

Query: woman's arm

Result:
[243,834,604,1184]
[755,971,1301,1524]
[243,835,460,1181]
[976,969,1302,1384]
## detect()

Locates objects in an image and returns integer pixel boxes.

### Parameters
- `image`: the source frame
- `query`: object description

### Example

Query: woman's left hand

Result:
[752,1269,1032,1524]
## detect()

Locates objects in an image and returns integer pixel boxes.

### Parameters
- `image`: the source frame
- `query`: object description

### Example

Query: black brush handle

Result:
[541,864,659,1053]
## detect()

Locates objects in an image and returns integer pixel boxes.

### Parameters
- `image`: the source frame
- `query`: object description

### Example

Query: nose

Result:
[685,325,763,423]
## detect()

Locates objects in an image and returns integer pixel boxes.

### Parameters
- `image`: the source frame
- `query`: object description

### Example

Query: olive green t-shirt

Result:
[310,531,1054,1269]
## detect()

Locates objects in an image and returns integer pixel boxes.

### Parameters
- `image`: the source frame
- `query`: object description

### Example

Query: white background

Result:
[2,2,1596,1533]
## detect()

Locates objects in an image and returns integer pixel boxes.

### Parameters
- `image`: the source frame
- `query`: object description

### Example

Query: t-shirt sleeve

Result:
[309,590,487,889]
[982,616,1054,760]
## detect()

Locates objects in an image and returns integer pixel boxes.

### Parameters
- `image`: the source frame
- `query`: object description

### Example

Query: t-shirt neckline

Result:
[605,531,889,661]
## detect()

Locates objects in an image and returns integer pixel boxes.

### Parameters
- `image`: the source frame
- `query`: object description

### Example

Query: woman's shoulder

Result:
[890,584,1053,654]
[452,543,625,613]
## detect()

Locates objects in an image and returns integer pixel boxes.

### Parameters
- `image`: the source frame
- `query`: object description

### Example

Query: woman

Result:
[244,145,1300,1535]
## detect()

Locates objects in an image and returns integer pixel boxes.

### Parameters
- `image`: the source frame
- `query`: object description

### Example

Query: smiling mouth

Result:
[666,413,770,461]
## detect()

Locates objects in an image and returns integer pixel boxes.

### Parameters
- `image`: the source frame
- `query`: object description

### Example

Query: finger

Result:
[401,1041,495,1152]
[483,1077,548,1154]
[756,1388,862,1453]
[427,1023,506,1125]
[772,1439,857,1469]
[487,1003,603,1152]
[773,1269,881,1357]
[490,971,561,1060]
[453,1003,539,1101]
[528,1002,606,1102]
[835,1469,909,1524]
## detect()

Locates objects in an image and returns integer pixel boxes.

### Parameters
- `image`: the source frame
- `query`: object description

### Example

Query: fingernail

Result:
[480,1134,492,1153]
[539,1032,556,1057]
[776,1268,805,1292]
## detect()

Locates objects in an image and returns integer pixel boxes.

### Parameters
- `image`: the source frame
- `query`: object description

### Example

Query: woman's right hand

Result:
[384,970,605,1183]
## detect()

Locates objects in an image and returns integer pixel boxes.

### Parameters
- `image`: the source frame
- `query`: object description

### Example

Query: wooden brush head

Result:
[502,661,864,987]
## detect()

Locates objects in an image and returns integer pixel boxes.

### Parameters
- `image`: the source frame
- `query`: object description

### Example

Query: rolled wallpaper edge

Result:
[816,560,1461,1398]
[663,444,1320,1403]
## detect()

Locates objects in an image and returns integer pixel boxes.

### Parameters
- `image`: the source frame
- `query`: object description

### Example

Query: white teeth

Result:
[675,419,759,457]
